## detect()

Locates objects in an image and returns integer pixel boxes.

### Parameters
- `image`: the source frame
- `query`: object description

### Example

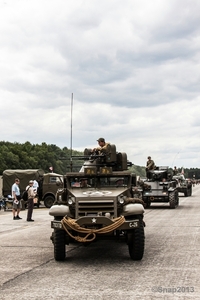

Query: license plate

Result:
[51,221,62,229]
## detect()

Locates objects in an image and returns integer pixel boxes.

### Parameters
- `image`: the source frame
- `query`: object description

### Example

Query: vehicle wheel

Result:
[169,192,176,208]
[169,191,179,209]
[127,218,145,260]
[146,201,151,208]
[175,191,179,207]
[44,196,55,208]
[187,187,192,196]
[54,229,66,261]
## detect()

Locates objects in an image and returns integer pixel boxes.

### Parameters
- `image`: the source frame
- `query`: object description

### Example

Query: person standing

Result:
[146,156,155,179]
[33,179,39,194]
[12,178,22,220]
[173,166,178,175]
[26,180,36,222]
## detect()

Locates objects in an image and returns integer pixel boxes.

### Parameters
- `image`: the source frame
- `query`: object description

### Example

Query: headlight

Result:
[117,195,126,204]
[56,188,64,202]
[68,196,75,205]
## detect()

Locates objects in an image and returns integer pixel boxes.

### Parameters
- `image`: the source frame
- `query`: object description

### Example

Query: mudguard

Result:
[122,203,144,216]
[49,205,73,217]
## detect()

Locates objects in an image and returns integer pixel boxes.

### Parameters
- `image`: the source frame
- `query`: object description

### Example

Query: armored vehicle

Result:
[172,173,192,197]
[2,169,63,208]
[140,166,179,208]
[49,145,145,261]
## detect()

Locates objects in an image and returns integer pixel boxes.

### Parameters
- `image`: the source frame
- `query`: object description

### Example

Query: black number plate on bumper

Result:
[51,218,140,230]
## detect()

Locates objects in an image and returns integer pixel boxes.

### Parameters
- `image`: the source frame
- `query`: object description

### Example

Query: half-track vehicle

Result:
[49,145,145,261]
[172,173,192,197]
[139,166,179,208]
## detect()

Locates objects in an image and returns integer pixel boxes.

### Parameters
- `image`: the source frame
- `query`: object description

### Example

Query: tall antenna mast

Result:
[70,93,73,171]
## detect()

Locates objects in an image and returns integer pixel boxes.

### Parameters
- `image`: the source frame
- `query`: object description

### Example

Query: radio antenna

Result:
[70,93,73,171]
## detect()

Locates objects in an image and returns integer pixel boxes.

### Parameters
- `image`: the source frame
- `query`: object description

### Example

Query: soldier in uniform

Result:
[93,138,111,155]
[80,178,91,188]
[146,156,155,179]
[173,166,178,175]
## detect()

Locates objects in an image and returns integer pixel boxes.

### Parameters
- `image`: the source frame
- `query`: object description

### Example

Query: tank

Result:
[139,166,179,208]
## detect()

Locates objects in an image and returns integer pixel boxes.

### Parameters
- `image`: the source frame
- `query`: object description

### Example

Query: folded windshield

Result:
[69,176,129,188]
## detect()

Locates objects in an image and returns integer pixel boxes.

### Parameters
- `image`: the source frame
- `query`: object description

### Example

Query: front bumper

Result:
[51,216,140,231]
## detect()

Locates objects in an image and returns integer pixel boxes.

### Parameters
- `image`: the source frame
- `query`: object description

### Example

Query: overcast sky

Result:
[0,0,200,169]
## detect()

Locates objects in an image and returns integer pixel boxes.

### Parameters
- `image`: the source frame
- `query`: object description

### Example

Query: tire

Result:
[44,196,55,208]
[54,229,66,261]
[169,191,178,209]
[128,218,145,260]
[146,201,151,208]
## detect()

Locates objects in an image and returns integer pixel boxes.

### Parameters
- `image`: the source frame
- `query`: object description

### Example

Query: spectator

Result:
[12,178,22,220]
[26,180,37,222]
[33,179,39,194]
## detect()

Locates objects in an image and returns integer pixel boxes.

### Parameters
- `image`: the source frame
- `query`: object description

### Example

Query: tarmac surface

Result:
[0,186,200,299]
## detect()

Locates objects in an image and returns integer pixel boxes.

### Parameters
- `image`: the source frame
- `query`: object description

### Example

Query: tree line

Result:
[0,141,83,175]
[0,141,199,178]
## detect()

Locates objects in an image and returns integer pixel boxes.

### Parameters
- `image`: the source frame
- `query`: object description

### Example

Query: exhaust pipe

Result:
[150,196,154,201]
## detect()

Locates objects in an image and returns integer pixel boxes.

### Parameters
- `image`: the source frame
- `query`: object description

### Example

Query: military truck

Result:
[49,145,145,261]
[172,173,192,197]
[139,166,179,208]
[2,169,63,208]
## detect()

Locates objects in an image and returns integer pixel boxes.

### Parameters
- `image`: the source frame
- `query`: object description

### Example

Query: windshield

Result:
[49,176,63,183]
[69,176,128,188]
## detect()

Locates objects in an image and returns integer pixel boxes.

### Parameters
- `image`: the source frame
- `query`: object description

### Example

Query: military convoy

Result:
[2,169,63,208]
[49,145,145,261]
[172,173,192,197]
[137,166,179,209]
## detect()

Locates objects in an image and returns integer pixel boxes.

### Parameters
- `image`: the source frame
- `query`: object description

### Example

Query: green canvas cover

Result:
[2,169,44,197]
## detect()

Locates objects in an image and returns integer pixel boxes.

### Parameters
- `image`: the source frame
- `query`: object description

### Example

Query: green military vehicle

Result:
[172,173,192,197]
[140,166,179,208]
[2,169,63,208]
[49,145,145,261]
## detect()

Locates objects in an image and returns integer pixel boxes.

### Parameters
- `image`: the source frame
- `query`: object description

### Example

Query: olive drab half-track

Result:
[139,166,179,209]
[49,144,145,261]
[172,173,192,197]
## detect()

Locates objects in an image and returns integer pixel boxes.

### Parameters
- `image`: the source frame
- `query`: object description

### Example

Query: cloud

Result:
[0,0,200,169]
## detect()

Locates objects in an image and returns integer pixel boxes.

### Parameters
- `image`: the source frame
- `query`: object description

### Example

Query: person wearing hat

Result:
[173,166,178,175]
[115,178,124,186]
[80,178,91,188]
[93,138,111,155]
[26,180,37,222]
[146,156,155,179]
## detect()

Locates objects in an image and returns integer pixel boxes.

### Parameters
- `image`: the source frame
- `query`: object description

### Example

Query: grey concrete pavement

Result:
[0,186,200,299]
